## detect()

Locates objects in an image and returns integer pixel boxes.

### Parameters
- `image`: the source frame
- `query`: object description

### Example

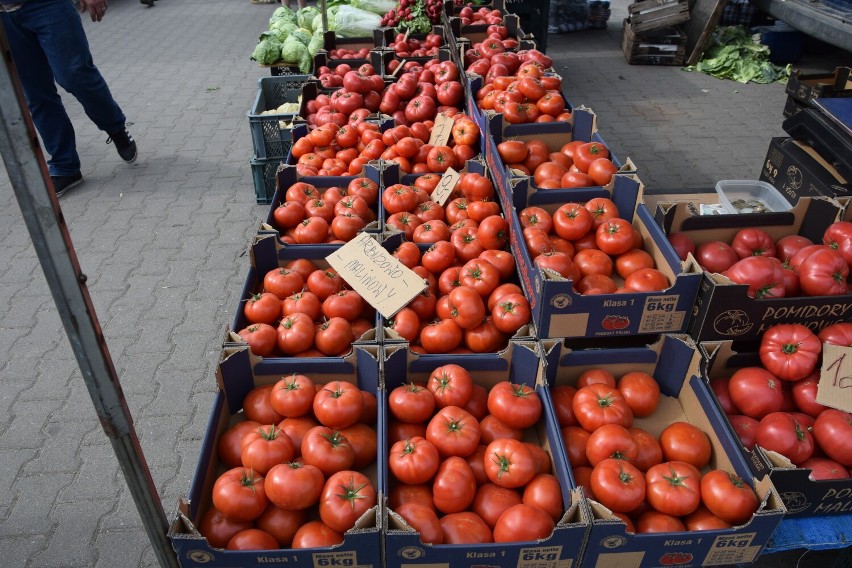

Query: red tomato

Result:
[590,459,645,513]
[388,383,435,424]
[265,461,324,510]
[389,437,440,485]
[439,511,493,544]
[684,505,733,531]
[300,426,355,476]
[667,232,696,261]
[818,322,852,347]
[395,503,444,544]
[578,369,617,388]
[757,412,815,464]
[420,318,463,353]
[243,292,282,326]
[658,422,712,470]
[242,385,283,425]
[700,469,760,525]
[484,438,537,488]
[695,241,740,273]
[240,424,295,475]
[573,384,634,431]
[731,228,777,258]
[729,415,760,450]
[585,424,638,466]
[551,385,578,427]
[237,323,278,358]
[212,467,268,522]
[313,381,364,429]
[562,426,591,468]
[552,203,594,240]
[226,528,279,550]
[759,324,821,382]
[617,371,660,417]
[725,256,786,299]
[798,248,850,296]
[573,142,610,173]
[427,364,473,408]
[645,461,701,516]
[813,409,852,467]
[630,427,663,472]
[319,470,376,533]
[472,483,523,529]
[426,406,481,458]
[493,503,555,543]
[198,507,254,549]
[635,511,685,534]
[801,457,851,480]
[728,367,784,419]
[522,473,563,522]
[487,381,542,429]
[291,521,343,549]
[624,268,670,292]
[432,456,477,514]
[615,249,655,279]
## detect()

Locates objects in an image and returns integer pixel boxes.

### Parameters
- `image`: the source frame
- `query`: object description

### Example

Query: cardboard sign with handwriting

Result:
[428,113,453,147]
[390,59,407,78]
[430,167,460,206]
[816,343,852,412]
[326,233,426,318]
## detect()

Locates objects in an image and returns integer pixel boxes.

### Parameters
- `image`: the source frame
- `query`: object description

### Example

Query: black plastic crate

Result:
[250,157,287,205]
[248,75,309,160]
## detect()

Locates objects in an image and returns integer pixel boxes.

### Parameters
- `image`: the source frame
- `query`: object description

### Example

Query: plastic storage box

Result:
[248,75,308,160]
[715,179,792,214]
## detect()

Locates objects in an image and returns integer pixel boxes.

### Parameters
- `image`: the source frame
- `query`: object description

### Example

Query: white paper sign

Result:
[326,233,427,318]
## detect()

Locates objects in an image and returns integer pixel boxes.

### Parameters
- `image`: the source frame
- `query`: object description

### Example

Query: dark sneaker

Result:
[106,128,137,163]
[52,172,83,198]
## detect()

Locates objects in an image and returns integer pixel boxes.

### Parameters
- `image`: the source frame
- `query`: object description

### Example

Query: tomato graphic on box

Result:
[659,552,694,565]
[602,315,630,330]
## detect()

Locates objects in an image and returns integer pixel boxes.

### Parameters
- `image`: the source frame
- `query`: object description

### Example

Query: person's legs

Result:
[29,0,127,135]
[1,6,81,177]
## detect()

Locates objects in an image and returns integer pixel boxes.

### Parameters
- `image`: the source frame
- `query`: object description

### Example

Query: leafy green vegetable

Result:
[330,5,383,37]
[292,28,312,45]
[297,6,321,31]
[685,26,790,84]
[396,0,431,34]
[308,30,325,57]
[312,13,325,33]
[270,6,296,25]
[351,0,397,15]
[280,36,308,64]
[251,39,282,65]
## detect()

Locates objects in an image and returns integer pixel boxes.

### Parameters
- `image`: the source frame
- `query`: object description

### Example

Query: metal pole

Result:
[0,27,180,568]
[321,0,328,34]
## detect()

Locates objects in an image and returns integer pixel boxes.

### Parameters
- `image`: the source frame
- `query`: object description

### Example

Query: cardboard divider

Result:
[382,339,589,568]
[230,233,383,357]
[652,192,852,342]
[701,340,852,518]
[167,344,384,567]
[541,335,786,568]
[508,174,701,339]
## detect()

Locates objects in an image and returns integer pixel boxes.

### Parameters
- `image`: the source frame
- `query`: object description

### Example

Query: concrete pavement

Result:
[0,0,847,566]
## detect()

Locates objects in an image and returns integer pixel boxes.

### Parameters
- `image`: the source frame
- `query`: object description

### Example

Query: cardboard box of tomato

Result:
[651,191,851,343]
[264,162,384,242]
[381,339,590,568]
[541,334,785,568]
[484,111,637,214]
[167,344,384,568]
[231,232,383,359]
[700,340,852,517]
[507,174,702,339]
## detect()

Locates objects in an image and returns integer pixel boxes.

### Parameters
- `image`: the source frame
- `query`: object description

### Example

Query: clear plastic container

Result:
[715,180,792,214]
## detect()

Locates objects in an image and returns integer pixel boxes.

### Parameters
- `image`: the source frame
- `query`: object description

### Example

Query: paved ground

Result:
[0,0,847,566]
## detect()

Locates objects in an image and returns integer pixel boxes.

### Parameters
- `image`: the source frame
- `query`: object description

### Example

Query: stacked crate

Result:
[622,0,689,65]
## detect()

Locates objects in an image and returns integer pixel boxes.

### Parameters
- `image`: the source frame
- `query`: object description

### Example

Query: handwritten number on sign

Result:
[825,352,852,388]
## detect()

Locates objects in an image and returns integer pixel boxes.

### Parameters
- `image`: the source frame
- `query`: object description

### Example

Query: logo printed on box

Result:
[713,310,753,336]
[600,535,627,549]
[187,550,213,563]
[658,551,693,565]
[779,492,810,513]
[398,546,424,560]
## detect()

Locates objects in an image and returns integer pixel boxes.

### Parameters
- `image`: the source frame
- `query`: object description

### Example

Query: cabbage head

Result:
[270,19,298,34]
[330,6,382,38]
[296,6,321,31]
[312,13,325,33]
[308,31,324,57]
[280,36,308,64]
[298,51,313,74]
[270,6,296,25]
[251,39,282,65]
[291,28,312,45]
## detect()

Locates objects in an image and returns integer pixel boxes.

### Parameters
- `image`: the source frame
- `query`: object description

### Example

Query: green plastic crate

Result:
[248,75,309,160]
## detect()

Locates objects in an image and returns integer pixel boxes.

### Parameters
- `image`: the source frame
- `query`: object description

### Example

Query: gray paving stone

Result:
[0,535,49,568]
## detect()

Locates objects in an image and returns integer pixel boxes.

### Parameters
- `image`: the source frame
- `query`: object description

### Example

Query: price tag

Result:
[390,59,407,78]
[430,167,460,206]
[428,112,453,147]
[326,233,427,318]
[815,343,852,412]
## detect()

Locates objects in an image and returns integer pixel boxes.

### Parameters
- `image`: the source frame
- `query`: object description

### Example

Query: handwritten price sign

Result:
[816,343,852,413]
[428,113,453,147]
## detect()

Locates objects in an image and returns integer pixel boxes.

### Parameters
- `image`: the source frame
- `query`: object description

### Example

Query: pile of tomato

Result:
[497,139,618,189]
[238,259,375,357]
[202,377,378,550]
[387,33,444,58]
[271,177,379,243]
[711,322,852,479]
[387,365,563,543]
[326,47,373,60]
[374,116,480,174]
[669,220,852,298]
[457,6,513,26]
[517,197,671,294]
[556,369,761,533]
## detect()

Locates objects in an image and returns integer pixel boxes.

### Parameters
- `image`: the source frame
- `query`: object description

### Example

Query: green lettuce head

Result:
[280,36,308,64]
[251,39,281,65]
[296,6,321,31]
[270,6,296,25]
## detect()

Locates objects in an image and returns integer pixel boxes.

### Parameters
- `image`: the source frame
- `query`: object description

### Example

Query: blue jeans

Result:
[1,0,126,176]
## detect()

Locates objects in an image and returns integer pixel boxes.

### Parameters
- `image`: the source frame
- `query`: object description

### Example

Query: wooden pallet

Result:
[628,0,689,32]
[622,18,687,66]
